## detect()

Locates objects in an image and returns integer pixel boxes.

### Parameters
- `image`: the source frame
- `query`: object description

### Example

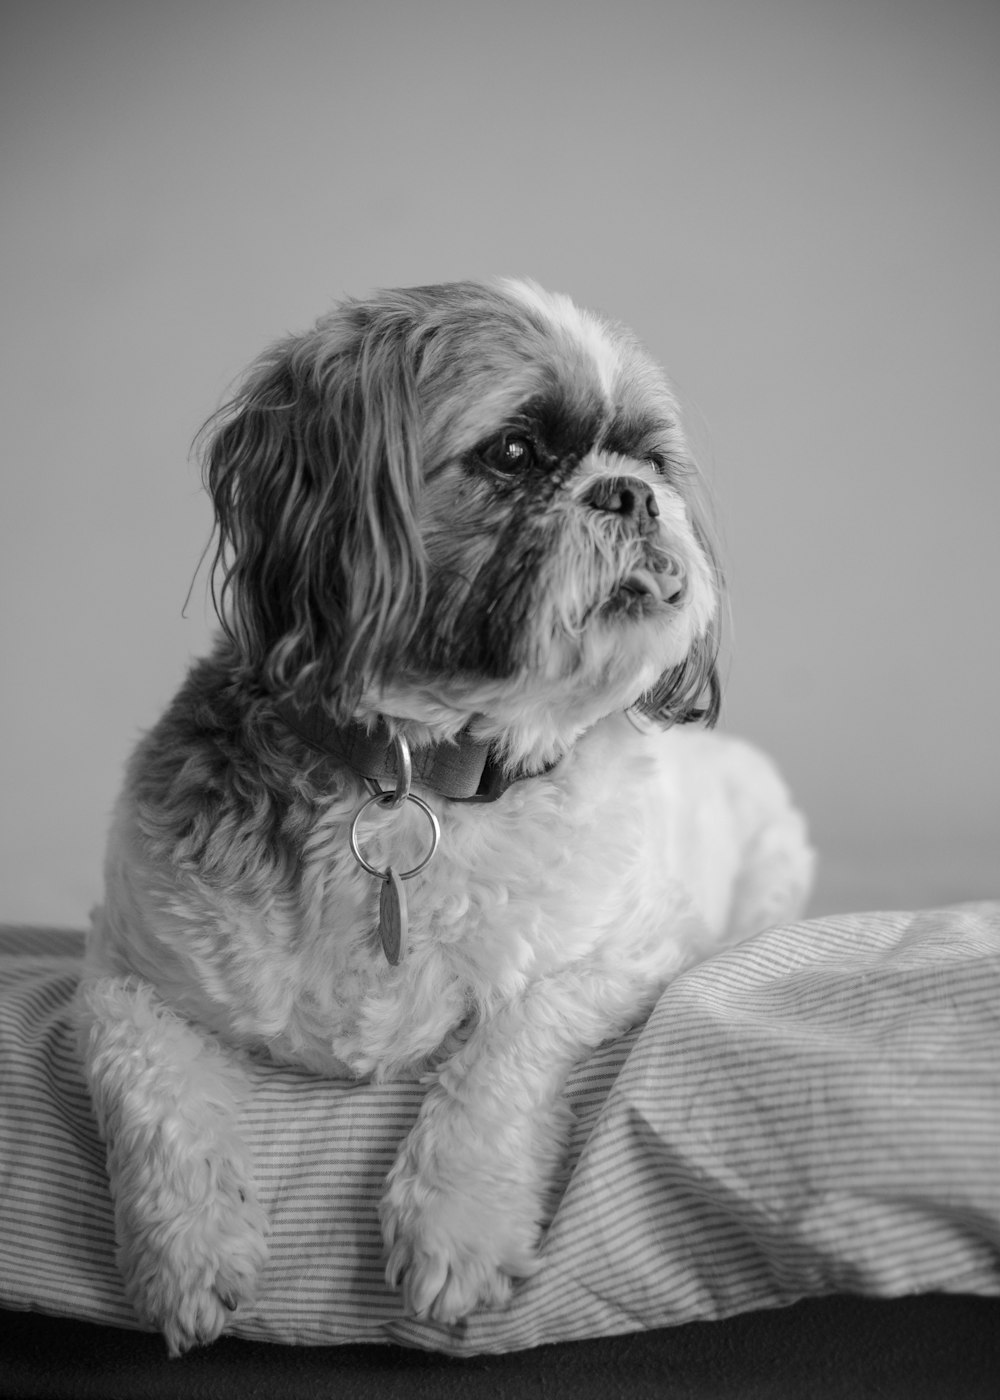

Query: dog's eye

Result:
[497,435,535,470]
[472,431,541,479]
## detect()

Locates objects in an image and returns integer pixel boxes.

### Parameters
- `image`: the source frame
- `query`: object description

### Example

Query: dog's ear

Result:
[201,307,427,714]
[635,626,721,727]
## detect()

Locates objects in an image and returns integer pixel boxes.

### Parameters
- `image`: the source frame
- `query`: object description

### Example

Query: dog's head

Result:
[204,280,720,761]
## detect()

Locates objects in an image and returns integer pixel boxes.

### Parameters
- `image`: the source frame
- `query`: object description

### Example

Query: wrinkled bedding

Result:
[1,904,998,1355]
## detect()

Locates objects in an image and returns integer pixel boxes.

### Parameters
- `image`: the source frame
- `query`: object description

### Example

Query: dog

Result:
[78,278,813,1354]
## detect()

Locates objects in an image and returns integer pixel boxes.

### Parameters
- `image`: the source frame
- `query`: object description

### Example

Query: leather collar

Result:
[274,700,553,803]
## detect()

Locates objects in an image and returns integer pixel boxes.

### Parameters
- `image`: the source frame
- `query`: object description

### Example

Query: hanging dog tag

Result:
[378,867,408,965]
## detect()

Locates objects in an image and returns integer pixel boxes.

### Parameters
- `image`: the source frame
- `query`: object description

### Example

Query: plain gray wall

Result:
[2,0,998,924]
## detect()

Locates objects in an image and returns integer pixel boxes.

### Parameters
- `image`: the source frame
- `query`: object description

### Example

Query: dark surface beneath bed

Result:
[2,1295,998,1400]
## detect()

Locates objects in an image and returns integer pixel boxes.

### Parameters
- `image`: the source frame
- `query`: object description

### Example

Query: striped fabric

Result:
[1,906,998,1354]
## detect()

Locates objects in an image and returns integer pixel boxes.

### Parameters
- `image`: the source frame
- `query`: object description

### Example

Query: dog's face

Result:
[205,280,720,752]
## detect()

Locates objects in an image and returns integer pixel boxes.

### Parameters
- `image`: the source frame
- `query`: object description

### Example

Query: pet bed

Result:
[1,904,998,1359]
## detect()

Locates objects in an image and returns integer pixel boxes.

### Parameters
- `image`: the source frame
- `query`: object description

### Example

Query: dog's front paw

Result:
[381,1193,541,1324]
[380,1140,542,1323]
[117,1161,269,1355]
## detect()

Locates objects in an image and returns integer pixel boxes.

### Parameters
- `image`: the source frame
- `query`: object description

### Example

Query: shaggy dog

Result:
[78,279,813,1354]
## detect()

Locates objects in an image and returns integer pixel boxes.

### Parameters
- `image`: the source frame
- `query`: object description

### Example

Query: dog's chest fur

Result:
[96,694,752,1084]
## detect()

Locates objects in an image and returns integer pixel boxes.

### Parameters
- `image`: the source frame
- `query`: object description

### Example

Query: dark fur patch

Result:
[415,500,559,679]
[599,406,682,479]
[129,646,362,897]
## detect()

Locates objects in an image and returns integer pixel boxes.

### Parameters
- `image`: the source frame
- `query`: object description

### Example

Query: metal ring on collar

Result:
[378,733,412,810]
[348,791,441,880]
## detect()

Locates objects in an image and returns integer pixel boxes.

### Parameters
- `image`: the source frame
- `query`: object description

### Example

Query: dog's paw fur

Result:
[379,1104,544,1323]
[381,1181,541,1323]
[80,976,271,1354]
[118,1162,269,1356]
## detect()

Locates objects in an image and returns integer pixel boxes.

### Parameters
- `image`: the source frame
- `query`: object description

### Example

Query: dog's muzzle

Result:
[585,475,687,606]
[584,475,660,537]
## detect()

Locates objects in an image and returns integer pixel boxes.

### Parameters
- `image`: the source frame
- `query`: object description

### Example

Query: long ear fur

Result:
[634,625,721,727]
[201,304,427,714]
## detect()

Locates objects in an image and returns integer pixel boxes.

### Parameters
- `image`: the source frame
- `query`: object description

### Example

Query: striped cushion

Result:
[1,906,998,1353]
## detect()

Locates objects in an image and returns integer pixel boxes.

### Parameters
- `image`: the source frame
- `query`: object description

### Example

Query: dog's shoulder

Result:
[121,646,354,896]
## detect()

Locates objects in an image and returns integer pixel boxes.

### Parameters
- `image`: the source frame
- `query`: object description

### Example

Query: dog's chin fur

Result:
[77,278,813,1354]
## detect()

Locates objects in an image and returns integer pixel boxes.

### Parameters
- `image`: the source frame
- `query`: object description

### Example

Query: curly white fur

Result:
[77,279,813,1354]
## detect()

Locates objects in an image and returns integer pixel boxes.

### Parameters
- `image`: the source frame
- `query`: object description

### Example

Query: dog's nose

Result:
[584,476,660,535]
